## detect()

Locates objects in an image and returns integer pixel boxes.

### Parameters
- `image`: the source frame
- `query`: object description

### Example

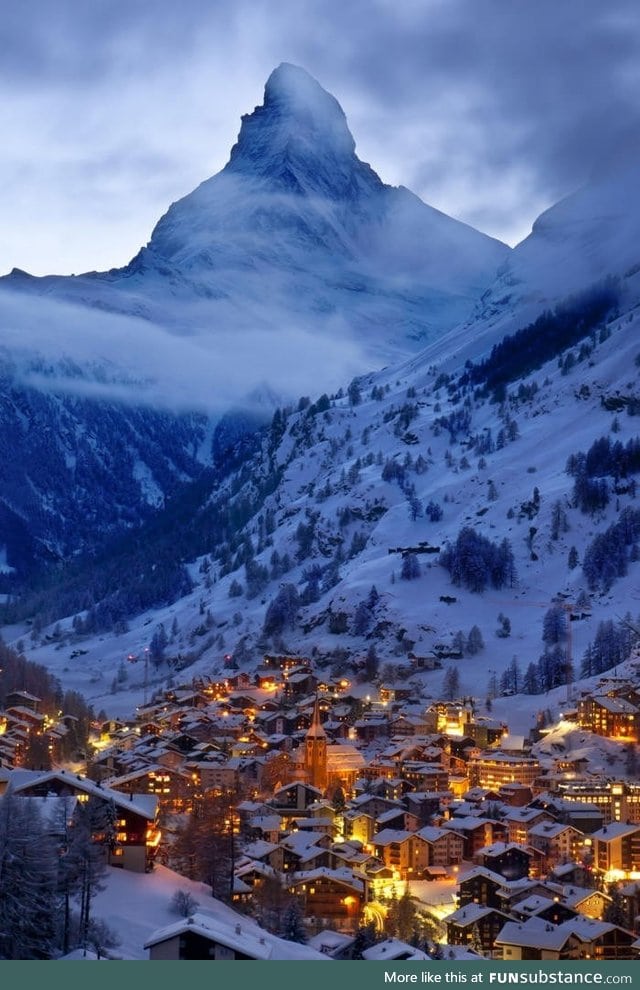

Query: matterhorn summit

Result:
[225,62,364,191]
[1,64,509,367]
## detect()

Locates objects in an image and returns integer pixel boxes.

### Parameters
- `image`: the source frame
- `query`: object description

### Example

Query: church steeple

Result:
[305,693,327,791]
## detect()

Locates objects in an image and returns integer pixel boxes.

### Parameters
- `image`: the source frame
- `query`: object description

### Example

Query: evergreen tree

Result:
[442,666,460,700]
[263,583,300,637]
[64,797,112,954]
[149,623,168,660]
[467,625,484,655]
[452,630,467,656]
[396,888,418,943]
[352,922,378,959]
[401,552,421,580]
[363,644,379,682]
[281,900,307,943]
[604,887,626,928]
[353,601,372,636]
[0,792,60,959]
[252,872,292,935]
[170,793,236,902]
[543,605,567,646]
[367,585,380,610]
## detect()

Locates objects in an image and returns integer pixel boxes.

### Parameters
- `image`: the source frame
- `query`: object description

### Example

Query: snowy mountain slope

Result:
[0,64,513,575]
[411,160,640,375]
[16,278,640,728]
[0,345,209,573]
[1,64,509,369]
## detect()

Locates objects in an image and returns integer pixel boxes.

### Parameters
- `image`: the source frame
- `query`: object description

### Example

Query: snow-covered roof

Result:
[242,839,279,860]
[496,917,573,951]
[418,825,457,844]
[590,694,638,714]
[144,912,273,959]
[8,768,159,820]
[528,821,578,839]
[496,915,618,950]
[592,822,640,841]
[363,938,428,961]
[289,866,365,893]
[445,903,508,926]
[308,930,355,956]
[372,828,412,846]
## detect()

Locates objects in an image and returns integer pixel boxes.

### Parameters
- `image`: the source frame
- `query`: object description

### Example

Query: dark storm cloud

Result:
[278,0,640,238]
[1,0,638,272]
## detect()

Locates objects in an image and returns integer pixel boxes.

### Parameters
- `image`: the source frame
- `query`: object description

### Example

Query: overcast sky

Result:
[1,0,638,276]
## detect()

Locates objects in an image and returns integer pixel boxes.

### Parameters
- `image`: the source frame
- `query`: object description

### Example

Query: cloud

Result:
[0,289,369,413]
[0,1,638,273]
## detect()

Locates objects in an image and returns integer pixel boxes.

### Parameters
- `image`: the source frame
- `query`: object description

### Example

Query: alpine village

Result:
[2,63,640,963]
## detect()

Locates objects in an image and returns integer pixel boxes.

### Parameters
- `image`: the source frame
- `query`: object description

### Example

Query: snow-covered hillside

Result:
[16,265,640,729]
[415,159,640,375]
[91,863,327,960]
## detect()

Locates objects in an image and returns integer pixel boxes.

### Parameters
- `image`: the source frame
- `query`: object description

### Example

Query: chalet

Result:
[193,760,239,793]
[287,867,366,932]
[375,807,420,834]
[552,782,640,827]
[145,915,273,960]
[620,881,640,933]
[445,903,513,956]
[442,816,500,859]
[283,670,317,700]
[403,791,446,825]
[353,718,389,743]
[270,781,323,813]
[560,886,611,921]
[474,842,531,881]
[105,764,193,813]
[400,761,449,792]
[468,752,541,790]
[307,930,355,959]
[510,894,576,926]
[577,695,640,743]
[280,831,332,872]
[5,690,41,712]
[527,821,585,868]
[496,915,638,961]
[459,866,531,911]
[349,793,404,820]
[505,807,553,845]
[9,768,160,872]
[343,809,376,845]
[242,839,284,871]
[416,825,464,868]
[498,783,534,807]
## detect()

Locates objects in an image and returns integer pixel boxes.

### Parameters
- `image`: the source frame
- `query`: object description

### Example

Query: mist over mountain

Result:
[2,63,509,379]
[0,64,514,575]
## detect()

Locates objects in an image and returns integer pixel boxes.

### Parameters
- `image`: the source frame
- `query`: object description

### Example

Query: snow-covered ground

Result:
[92,864,327,961]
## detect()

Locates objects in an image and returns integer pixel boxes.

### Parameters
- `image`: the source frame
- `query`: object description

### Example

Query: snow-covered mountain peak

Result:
[0,65,509,384]
[228,62,358,176]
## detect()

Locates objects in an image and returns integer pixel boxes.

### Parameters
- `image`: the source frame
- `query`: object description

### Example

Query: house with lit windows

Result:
[577,695,639,742]
[7,767,160,872]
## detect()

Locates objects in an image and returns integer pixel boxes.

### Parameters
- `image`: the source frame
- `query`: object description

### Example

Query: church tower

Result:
[305,695,327,792]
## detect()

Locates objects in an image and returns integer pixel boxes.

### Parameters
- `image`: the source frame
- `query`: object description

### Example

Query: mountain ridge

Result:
[1,63,509,368]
